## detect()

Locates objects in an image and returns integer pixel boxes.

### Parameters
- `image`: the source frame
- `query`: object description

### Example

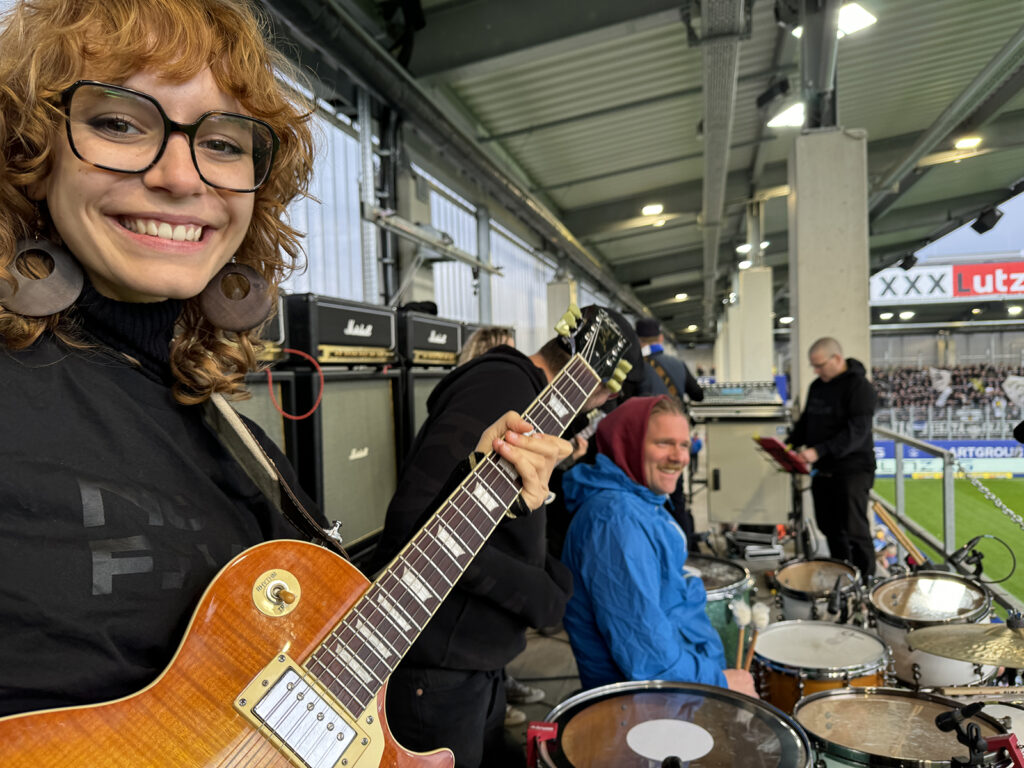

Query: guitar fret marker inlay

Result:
[547,392,569,418]
[435,527,466,559]
[355,620,393,660]
[400,567,433,604]
[375,594,411,633]
[471,482,499,512]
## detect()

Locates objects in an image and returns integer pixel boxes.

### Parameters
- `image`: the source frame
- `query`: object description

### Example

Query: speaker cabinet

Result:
[408,369,449,438]
[233,370,299,466]
[293,369,401,549]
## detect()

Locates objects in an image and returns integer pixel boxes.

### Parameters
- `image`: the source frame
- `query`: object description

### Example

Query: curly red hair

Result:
[0,0,315,403]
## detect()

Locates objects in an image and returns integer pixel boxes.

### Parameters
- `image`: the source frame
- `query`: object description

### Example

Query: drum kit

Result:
[534,554,1024,768]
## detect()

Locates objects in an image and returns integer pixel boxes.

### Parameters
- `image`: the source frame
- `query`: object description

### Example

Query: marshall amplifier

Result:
[399,311,461,367]
[254,292,287,363]
[291,368,401,551]
[232,370,299,467]
[284,294,397,366]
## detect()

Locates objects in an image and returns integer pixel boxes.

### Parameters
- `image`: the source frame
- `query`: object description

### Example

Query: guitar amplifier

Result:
[398,311,461,367]
[254,293,288,363]
[292,368,401,549]
[284,294,397,366]
[232,370,299,467]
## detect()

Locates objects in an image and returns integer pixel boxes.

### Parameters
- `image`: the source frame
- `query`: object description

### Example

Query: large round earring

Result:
[198,262,273,332]
[0,238,85,316]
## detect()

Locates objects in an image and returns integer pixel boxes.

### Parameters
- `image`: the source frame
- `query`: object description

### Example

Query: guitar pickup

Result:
[235,654,371,768]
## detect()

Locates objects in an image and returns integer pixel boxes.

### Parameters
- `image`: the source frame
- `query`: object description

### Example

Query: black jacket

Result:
[372,346,572,670]
[788,357,877,474]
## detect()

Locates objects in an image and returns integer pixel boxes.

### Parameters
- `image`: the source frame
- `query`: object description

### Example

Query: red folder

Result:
[754,436,810,474]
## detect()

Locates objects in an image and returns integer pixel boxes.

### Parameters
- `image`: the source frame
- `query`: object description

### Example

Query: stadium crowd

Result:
[872,363,1023,419]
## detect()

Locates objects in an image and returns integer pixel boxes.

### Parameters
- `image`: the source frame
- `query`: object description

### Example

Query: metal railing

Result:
[872,426,1024,616]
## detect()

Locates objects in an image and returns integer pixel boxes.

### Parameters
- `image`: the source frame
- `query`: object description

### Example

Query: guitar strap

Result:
[203,393,349,560]
[647,355,682,402]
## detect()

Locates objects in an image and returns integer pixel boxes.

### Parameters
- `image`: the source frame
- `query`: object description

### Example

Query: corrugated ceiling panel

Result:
[548,157,705,210]
[891,146,1024,209]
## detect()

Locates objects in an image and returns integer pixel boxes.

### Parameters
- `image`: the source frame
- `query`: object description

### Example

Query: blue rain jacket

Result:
[561,454,728,689]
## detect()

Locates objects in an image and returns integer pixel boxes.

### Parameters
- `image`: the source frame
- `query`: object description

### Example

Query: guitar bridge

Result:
[235,654,372,768]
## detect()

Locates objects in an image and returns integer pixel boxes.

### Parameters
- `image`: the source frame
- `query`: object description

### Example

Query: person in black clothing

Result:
[0,0,566,731]
[371,309,634,768]
[788,337,878,581]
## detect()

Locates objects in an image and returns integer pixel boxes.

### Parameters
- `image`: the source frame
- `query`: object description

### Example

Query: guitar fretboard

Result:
[305,355,599,715]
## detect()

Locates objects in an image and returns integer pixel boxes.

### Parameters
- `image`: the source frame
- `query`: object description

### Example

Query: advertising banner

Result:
[870,261,1024,305]
[874,439,1024,477]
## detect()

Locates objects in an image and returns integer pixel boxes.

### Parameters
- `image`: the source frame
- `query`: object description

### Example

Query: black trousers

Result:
[384,666,522,768]
[810,470,876,581]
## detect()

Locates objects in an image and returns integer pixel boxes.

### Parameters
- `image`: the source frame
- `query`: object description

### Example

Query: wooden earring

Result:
[197,262,273,332]
[0,238,84,316]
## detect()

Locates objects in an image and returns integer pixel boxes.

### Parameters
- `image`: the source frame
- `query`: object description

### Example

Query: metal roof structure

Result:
[265,0,1024,339]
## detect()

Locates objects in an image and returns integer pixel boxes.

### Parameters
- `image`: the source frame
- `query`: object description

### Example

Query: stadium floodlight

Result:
[899,311,915,320]
[879,312,894,320]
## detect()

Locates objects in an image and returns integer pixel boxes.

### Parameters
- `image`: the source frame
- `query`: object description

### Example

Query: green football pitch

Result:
[874,477,1024,613]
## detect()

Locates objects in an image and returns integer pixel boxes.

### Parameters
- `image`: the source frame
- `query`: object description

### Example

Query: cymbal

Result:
[907,623,1024,667]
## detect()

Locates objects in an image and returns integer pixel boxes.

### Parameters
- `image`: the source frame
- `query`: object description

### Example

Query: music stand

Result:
[753,436,811,558]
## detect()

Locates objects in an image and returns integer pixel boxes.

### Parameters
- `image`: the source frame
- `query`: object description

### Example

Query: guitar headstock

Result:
[555,304,633,392]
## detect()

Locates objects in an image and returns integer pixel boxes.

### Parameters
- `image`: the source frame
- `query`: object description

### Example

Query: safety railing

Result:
[872,425,1024,616]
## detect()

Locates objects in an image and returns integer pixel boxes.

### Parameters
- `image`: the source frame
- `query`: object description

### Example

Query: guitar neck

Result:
[305,355,600,715]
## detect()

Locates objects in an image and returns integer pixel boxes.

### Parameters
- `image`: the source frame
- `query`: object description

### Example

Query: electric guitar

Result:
[1,307,631,768]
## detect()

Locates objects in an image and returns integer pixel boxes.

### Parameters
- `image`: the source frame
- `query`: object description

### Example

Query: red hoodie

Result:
[595,395,671,486]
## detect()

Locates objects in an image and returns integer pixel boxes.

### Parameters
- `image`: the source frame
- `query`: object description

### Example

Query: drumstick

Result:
[872,501,927,566]
[744,602,771,671]
[730,600,751,669]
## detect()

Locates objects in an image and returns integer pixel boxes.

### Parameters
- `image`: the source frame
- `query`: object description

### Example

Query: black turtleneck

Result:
[0,292,321,718]
[71,280,183,382]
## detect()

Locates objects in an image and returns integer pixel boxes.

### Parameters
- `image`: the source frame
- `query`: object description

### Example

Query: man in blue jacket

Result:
[561,395,757,695]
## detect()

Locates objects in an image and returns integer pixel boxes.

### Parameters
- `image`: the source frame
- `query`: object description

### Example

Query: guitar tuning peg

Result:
[569,303,583,320]
[554,319,571,337]
[605,378,622,394]
[616,360,633,374]
[563,311,578,330]
[612,368,628,383]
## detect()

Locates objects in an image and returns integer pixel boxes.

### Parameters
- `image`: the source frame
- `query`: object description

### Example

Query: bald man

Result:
[788,337,878,581]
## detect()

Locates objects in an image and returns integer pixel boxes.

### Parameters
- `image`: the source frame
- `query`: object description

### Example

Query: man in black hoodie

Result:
[370,306,643,768]
[788,337,878,581]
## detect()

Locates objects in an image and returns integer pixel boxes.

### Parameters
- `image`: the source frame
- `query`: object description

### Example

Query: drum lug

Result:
[814,759,827,768]
[911,662,922,690]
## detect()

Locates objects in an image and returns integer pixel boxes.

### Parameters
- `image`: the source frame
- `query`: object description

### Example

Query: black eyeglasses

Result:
[60,80,279,193]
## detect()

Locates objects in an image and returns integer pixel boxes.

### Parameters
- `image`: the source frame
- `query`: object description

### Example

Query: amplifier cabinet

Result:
[399,311,461,367]
[233,370,299,467]
[285,293,397,366]
[403,368,451,454]
[292,368,401,548]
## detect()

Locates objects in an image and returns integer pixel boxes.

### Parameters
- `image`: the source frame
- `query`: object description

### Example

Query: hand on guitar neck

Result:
[475,411,573,510]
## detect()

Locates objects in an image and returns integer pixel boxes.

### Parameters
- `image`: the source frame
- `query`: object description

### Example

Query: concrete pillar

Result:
[737,266,774,381]
[788,129,871,404]
[725,300,743,381]
[395,168,435,304]
[546,278,579,337]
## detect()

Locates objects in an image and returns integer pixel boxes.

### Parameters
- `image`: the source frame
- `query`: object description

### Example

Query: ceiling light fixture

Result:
[675,292,689,301]
[899,311,915,320]
[1009,305,1023,316]
[971,307,982,315]
[686,324,698,332]
[738,259,753,270]
[735,243,753,255]
[779,316,794,325]
[652,218,667,228]
[767,102,805,128]
[641,203,664,216]
[792,2,877,38]
[954,136,983,150]
[879,312,894,320]
[971,207,1003,234]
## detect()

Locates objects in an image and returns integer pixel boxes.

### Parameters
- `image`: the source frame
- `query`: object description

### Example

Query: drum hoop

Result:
[538,679,812,768]
[753,621,888,678]
[776,558,860,599]
[868,571,991,627]
[687,556,754,600]
[793,687,1009,768]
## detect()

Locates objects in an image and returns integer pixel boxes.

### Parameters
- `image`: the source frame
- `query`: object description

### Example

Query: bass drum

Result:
[686,554,755,666]
[793,687,1009,767]
[538,680,812,768]
[775,558,860,622]
[868,571,996,688]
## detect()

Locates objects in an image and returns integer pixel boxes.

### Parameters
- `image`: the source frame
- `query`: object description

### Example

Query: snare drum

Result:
[538,680,812,768]
[984,702,1024,738]
[776,559,860,621]
[753,621,887,714]
[794,687,1009,767]
[686,554,755,666]
[869,571,997,688]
